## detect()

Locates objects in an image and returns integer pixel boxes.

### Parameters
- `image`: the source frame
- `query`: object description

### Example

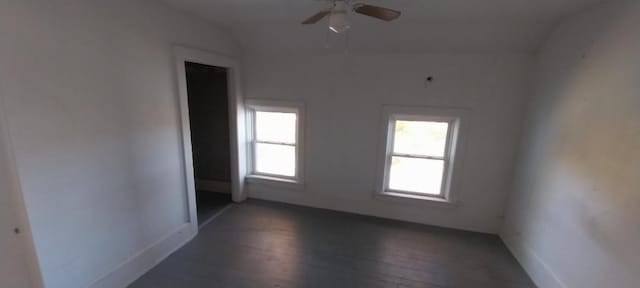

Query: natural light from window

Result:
[254,111,297,177]
[388,120,449,195]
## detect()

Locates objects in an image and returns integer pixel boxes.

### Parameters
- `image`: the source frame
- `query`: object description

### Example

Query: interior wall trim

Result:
[88,223,196,288]
[501,233,567,288]
[196,179,232,193]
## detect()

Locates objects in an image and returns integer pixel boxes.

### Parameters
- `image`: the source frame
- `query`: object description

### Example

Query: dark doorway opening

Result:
[185,62,233,228]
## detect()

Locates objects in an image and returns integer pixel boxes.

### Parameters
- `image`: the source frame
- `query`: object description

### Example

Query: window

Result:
[246,100,303,183]
[378,107,465,202]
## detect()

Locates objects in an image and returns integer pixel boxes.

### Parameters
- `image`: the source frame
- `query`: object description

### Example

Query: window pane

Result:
[393,120,449,157]
[255,111,296,144]
[255,143,296,177]
[388,157,444,195]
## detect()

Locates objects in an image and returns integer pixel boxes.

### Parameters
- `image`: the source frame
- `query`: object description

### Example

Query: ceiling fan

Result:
[302,0,401,33]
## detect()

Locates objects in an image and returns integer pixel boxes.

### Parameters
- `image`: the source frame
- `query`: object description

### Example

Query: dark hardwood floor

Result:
[130,200,536,288]
[196,190,232,227]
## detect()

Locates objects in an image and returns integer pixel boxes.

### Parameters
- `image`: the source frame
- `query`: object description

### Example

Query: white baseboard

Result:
[196,179,231,193]
[500,233,567,288]
[247,189,494,233]
[88,223,196,288]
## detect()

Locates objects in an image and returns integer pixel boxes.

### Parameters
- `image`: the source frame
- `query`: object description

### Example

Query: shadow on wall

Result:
[524,1,640,275]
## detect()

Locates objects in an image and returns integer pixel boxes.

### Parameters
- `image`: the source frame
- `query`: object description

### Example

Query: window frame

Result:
[245,99,304,185]
[377,106,467,203]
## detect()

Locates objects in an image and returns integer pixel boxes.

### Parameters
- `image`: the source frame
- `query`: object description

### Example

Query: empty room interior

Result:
[1,0,638,288]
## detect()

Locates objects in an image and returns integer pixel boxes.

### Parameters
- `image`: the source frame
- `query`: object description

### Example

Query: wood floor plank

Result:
[129,199,536,288]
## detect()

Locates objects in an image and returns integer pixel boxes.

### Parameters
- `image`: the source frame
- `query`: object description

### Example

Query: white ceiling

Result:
[160,0,604,53]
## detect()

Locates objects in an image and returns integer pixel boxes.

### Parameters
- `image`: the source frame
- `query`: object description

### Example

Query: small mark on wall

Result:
[424,76,435,87]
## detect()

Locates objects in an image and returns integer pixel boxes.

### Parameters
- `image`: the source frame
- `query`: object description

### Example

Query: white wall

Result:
[0,1,239,287]
[245,52,533,233]
[0,99,39,288]
[501,1,640,287]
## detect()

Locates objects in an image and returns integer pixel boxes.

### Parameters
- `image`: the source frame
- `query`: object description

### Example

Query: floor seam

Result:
[198,203,233,230]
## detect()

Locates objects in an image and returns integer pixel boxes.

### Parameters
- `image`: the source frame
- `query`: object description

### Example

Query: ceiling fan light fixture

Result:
[329,11,350,33]
[328,1,350,33]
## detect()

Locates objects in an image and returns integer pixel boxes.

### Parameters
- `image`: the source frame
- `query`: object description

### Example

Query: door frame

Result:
[174,46,247,232]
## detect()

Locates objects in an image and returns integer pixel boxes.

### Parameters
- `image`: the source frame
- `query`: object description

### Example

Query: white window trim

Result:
[376,106,468,204]
[245,99,304,186]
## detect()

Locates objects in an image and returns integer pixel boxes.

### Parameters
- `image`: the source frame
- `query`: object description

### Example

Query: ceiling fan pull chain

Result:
[324,16,332,49]
[344,28,350,54]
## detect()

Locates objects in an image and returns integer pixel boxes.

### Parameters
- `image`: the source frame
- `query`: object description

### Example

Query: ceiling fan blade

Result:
[353,3,401,21]
[301,10,331,24]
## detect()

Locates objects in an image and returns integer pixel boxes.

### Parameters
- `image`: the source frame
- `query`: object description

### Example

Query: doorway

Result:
[184,62,233,228]
[175,47,247,233]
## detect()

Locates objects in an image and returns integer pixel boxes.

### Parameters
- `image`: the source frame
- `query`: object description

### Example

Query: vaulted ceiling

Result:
[160,0,604,53]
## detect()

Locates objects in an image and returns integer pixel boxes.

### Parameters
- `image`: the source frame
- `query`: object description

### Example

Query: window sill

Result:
[375,191,459,208]
[245,175,303,190]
